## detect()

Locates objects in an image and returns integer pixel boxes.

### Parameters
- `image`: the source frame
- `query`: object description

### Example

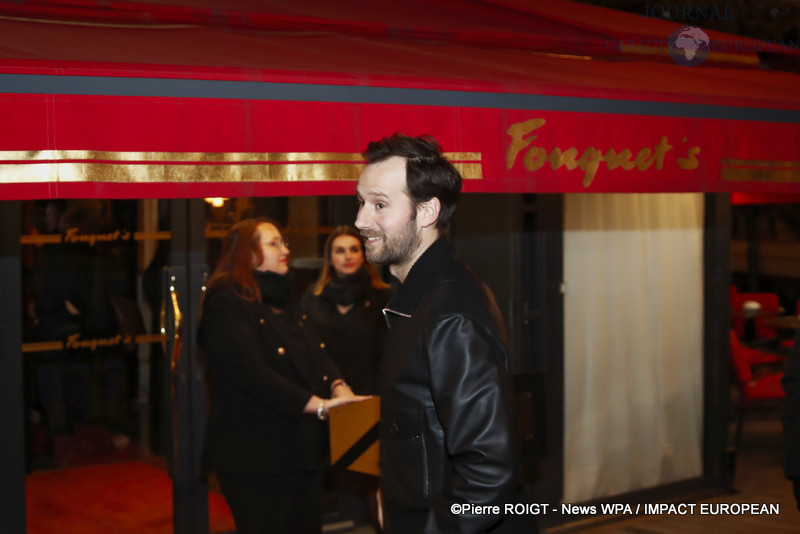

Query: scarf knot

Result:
[320,267,371,306]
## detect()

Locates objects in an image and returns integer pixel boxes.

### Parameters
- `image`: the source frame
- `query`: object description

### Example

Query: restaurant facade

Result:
[1,0,799,531]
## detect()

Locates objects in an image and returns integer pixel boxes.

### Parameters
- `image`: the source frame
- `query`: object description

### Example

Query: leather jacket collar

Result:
[384,236,452,317]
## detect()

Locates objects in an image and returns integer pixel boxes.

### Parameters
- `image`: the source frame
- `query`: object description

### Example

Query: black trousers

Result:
[216,471,322,534]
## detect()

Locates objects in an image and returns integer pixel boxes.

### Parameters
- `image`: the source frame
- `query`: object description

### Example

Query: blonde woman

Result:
[302,225,392,395]
[301,225,391,532]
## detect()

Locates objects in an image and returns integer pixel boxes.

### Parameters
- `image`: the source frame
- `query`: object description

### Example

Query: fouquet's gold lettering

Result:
[678,147,701,170]
[66,333,131,351]
[63,227,133,246]
[506,118,701,187]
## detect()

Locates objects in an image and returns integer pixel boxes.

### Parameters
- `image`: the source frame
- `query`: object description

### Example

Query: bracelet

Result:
[316,399,327,421]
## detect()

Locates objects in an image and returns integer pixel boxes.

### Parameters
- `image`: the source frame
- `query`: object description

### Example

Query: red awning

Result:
[0,0,798,198]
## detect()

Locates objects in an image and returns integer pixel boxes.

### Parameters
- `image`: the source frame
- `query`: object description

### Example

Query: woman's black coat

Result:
[199,284,343,475]
[301,284,392,395]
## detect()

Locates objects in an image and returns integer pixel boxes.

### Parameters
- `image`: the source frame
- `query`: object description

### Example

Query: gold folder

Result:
[329,397,380,476]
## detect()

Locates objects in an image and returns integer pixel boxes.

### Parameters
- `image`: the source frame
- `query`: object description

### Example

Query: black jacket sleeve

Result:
[424,313,519,534]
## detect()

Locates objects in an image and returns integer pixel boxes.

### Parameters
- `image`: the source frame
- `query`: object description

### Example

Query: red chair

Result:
[729,330,785,367]
[729,330,785,448]
[750,293,782,340]
[731,292,782,344]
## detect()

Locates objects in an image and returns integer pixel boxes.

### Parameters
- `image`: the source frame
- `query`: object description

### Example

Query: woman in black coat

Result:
[301,225,392,394]
[301,225,392,531]
[199,217,368,534]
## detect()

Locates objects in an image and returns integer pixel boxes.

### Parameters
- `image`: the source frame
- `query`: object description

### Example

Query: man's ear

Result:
[417,197,441,229]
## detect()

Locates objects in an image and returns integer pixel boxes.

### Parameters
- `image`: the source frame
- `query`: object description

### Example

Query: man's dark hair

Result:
[363,133,462,232]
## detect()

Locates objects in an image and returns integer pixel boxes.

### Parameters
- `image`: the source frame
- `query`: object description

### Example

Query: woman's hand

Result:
[327,393,372,410]
[331,380,355,400]
[303,393,373,421]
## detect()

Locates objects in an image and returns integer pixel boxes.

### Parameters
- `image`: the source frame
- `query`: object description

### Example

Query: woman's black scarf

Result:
[320,267,371,306]
[253,270,292,307]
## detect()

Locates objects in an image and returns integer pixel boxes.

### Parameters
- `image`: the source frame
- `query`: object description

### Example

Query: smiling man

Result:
[355,133,527,533]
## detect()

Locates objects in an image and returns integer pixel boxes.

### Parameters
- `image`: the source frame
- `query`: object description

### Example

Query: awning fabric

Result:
[0,0,798,199]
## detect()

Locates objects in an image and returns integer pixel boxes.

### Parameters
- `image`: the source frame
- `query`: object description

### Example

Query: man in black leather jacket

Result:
[355,133,530,533]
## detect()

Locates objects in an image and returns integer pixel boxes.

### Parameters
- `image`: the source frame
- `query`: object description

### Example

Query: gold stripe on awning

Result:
[721,159,800,183]
[0,151,482,184]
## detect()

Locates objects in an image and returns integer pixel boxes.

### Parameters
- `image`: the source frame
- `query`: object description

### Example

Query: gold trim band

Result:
[0,151,482,184]
[721,159,800,169]
[19,234,62,245]
[721,159,800,183]
[22,334,168,354]
[0,150,481,162]
[22,226,351,245]
[21,341,64,353]
[722,168,800,183]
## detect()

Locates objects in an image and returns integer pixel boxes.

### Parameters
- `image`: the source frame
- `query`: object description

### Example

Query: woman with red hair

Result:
[199,217,368,534]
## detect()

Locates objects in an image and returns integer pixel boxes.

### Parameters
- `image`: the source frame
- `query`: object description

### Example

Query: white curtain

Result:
[563,193,704,503]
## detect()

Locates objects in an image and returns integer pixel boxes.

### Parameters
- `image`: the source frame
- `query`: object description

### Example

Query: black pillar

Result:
[703,193,734,486]
[0,201,26,533]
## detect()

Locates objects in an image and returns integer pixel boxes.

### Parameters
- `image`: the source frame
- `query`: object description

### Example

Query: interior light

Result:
[204,197,227,208]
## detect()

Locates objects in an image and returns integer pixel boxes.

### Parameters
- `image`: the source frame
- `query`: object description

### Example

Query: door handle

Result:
[168,275,183,476]
[161,265,207,480]
[169,281,183,378]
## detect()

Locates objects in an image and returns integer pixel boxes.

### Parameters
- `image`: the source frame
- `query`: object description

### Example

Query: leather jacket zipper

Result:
[383,307,412,318]
[382,307,411,327]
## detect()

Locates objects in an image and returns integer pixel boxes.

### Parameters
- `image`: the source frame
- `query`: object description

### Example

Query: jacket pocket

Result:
[381,406,441,508]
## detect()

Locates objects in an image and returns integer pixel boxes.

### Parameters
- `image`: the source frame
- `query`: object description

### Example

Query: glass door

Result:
[19,198,231,534]
[11,194,348,533]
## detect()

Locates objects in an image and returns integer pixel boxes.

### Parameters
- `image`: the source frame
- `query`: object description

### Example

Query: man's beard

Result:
[364,216,420,267]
